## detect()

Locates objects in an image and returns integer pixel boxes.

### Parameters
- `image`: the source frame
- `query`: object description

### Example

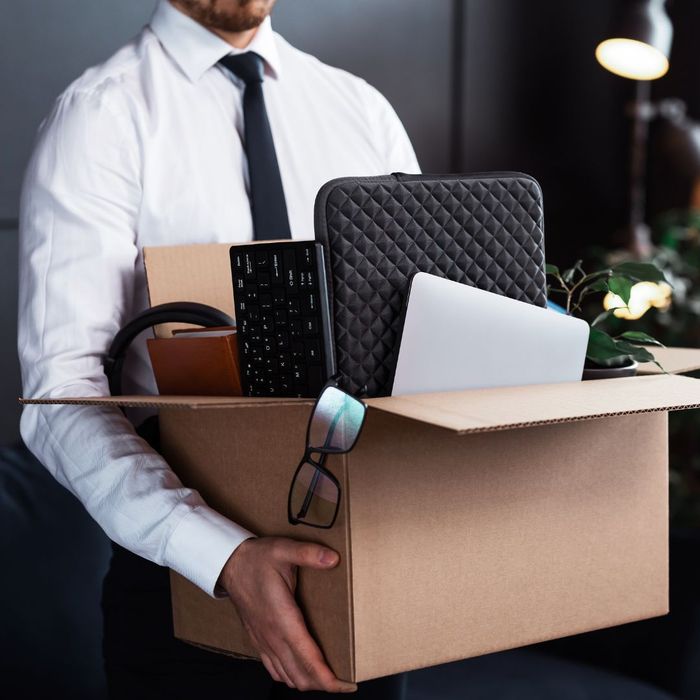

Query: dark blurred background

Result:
[2,1,700,698]
[6,0,700,442]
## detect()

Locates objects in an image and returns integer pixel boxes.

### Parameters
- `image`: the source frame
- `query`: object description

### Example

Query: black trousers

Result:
[101,418,405,699]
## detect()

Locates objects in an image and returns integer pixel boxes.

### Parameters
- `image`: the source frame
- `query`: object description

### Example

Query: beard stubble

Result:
[175,0,275,33]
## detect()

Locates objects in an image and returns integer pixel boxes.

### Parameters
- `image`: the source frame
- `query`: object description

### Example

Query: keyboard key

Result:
[302,317,318,336]
[284,249,298,290]
[274,309,287,325]
[259,294,272,310]
[279,356,291,372]
[261,317,274,333]
[271,253,283,285]
[301,245,314,268]
[273,291,286,306]
[232,250,245,271]
[256,250,269,268]
[248,305,260,322]
[292,341,305,360]
[265,358,278,373]
[263,337,276,356]
[235,276,245,291]
[287,298,300,315]
[276,330,289,348]
[293,366,307,384]
[244,253,256,280]
[246,288,258,303]
[300,271,315,289]
[301,292,317,314]
[258,272,270,289]
[280,376,293,393]
[306,340,321,363]
[289,320,302,337]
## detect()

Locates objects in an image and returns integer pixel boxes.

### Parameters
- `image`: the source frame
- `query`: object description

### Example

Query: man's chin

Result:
[176,0,276,34]
[211,12,268,33]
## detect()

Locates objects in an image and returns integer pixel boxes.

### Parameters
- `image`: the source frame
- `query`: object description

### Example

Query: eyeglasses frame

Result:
[287,379,367,529]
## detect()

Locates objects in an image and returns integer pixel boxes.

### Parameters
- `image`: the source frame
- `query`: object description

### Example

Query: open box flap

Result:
[637,346,700,376]
[20,395,312,410]
[22,374,700,432]
[365,374,700,434]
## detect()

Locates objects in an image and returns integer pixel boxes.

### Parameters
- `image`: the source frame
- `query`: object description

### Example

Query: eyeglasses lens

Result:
[308,386,365,452]
[290,461,339,527]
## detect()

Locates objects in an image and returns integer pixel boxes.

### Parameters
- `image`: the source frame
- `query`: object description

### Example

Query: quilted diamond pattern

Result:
[314,173,547,396]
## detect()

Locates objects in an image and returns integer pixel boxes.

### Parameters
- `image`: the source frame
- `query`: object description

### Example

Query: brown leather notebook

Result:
[147,328,241,396]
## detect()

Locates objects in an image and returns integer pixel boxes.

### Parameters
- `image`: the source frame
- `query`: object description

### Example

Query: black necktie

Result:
[219,52,291,240]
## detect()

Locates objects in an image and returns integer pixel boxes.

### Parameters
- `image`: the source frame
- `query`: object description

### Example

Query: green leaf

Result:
[582,279,609,294]
[545,263,561,277]
[563,260,584,285]
[613,340,657,364]
[612,261,668,284]
[586,328,635,367]
[617,331,665,347]
[591,308,626,327]
[607,276,634,304]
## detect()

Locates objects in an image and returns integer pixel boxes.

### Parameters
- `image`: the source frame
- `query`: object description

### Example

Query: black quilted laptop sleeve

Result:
[314,172,547,397]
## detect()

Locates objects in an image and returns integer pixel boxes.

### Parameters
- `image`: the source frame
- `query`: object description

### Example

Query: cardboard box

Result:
[21,242,700,683]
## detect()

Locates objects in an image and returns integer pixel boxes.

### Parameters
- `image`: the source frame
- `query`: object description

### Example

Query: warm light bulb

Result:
[595,38,669,80]
[603,281,672,320]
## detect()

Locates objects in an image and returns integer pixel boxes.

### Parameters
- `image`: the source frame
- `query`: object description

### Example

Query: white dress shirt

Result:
[18,0,419,596]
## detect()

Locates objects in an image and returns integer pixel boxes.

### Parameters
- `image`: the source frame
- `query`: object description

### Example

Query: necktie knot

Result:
[220,52,265,85]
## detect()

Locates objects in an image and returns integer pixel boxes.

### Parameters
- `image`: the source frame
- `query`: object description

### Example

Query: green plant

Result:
[584,214,700,528]
[545,260,668,368]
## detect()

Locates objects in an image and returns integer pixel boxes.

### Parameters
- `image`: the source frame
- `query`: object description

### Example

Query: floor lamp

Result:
[595,0,673,258]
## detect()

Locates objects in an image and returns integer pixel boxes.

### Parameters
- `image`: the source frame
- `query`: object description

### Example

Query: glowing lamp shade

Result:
[595,38,669,80]
[595,0,673,81]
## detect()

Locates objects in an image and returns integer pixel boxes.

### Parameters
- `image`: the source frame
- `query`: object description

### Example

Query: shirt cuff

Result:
[163,505,255,597]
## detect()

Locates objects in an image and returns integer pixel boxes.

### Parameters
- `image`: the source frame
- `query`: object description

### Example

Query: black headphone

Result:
[104,301,235,396]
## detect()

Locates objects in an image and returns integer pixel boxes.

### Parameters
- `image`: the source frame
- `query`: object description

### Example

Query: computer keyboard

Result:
[230,241,336,397]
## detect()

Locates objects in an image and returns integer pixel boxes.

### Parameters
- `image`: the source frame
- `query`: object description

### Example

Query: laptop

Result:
[391,272,590,396]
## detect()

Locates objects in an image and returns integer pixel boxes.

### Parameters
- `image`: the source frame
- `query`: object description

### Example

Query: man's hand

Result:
[219,537,357,693]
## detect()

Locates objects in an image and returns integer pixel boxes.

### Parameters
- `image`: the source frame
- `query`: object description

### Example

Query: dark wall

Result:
[461,0,631,265]
[0,0,453,443]
[3,0,700,443]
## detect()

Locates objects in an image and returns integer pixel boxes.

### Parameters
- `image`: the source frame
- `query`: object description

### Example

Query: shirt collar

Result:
[150,0,281,83]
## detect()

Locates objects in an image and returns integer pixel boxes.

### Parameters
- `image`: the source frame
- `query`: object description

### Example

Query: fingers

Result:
[260,653,281,683]
[266,583,356,692]
[273,539,340,570]
[261,652,295,688]
[225,536,354,692]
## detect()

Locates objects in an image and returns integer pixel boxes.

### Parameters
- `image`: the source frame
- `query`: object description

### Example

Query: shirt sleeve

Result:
[361,83,421,174]
[18,86,253,597]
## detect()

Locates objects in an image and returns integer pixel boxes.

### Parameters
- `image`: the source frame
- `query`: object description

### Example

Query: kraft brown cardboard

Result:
[20,240,700,682]
[23,373,700,431]
[160,404,669,681]
[637,345,700,375]
[21,376,698,681]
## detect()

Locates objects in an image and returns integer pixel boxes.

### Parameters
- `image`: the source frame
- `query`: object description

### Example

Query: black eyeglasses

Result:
[288,380,367,528]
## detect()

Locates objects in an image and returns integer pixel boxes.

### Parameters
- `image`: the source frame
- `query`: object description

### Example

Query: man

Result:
[18,0,418,697]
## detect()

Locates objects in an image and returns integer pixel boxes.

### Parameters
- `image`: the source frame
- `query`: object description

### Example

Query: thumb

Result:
[276,539,340,570]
